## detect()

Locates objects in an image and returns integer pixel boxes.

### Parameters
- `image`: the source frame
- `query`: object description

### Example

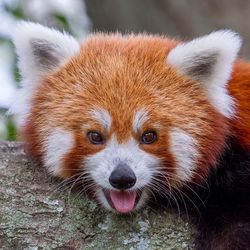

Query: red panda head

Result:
[10,22,241,213]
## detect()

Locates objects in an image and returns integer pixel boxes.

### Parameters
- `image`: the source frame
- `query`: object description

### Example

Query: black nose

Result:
[109,163,136,189]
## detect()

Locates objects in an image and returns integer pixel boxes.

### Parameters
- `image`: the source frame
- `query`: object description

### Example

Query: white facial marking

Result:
[90,108,112,130]
[43,128,74,175]
[133,108,149,132]
[85,136,160,190]
[167,30,241,118]
[169,128,199,182]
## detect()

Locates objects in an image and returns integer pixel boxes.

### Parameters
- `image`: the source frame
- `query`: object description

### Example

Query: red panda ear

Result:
[167,30,242,118]
[9,21,80,125]
[12,21,80,82]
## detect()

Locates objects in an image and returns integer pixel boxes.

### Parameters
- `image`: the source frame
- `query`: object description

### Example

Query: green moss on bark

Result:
[0,141,195,249]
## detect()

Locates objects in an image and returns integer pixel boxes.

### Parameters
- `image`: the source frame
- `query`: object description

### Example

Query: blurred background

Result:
[0,0,250,140]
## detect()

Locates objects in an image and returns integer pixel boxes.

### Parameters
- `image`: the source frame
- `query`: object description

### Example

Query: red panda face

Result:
[11,22,241,213]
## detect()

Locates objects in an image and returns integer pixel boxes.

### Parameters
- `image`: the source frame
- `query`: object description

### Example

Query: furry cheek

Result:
[169,127,199,183]
[42,128,74,176]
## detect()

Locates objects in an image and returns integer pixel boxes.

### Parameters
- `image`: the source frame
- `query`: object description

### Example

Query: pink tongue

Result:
[110,190,137,213]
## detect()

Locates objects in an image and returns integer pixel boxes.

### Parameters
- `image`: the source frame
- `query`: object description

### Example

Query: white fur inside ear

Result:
[9,21,80,125]
[167,30,242,118]
[13,21,80,81]
[43,128,74,176]
[169,128,199,182]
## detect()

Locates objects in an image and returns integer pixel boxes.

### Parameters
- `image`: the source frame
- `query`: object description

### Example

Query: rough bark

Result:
[0,141,195,249]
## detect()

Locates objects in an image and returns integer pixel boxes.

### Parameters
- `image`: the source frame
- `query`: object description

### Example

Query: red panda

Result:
[10,22,250,249]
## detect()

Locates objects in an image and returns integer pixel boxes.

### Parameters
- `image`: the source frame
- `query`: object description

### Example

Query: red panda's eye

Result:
[141,131,157,144]
[87,131,105,145]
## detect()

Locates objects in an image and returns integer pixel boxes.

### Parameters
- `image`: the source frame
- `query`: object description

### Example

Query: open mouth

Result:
[103,189,142,213]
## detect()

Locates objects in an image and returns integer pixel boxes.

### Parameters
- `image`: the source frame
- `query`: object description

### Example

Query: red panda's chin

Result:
[103,189,143,213]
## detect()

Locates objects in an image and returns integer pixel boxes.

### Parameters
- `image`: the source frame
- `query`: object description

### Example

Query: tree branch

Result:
[0,141,194,249]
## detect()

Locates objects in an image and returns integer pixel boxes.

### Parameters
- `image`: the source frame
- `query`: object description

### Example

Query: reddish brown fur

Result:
[23,33,249,186]
[229,60,250,148]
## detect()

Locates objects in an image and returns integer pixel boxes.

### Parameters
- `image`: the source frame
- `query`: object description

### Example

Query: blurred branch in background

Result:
[0,0,91,140]
[85,0,250,58]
